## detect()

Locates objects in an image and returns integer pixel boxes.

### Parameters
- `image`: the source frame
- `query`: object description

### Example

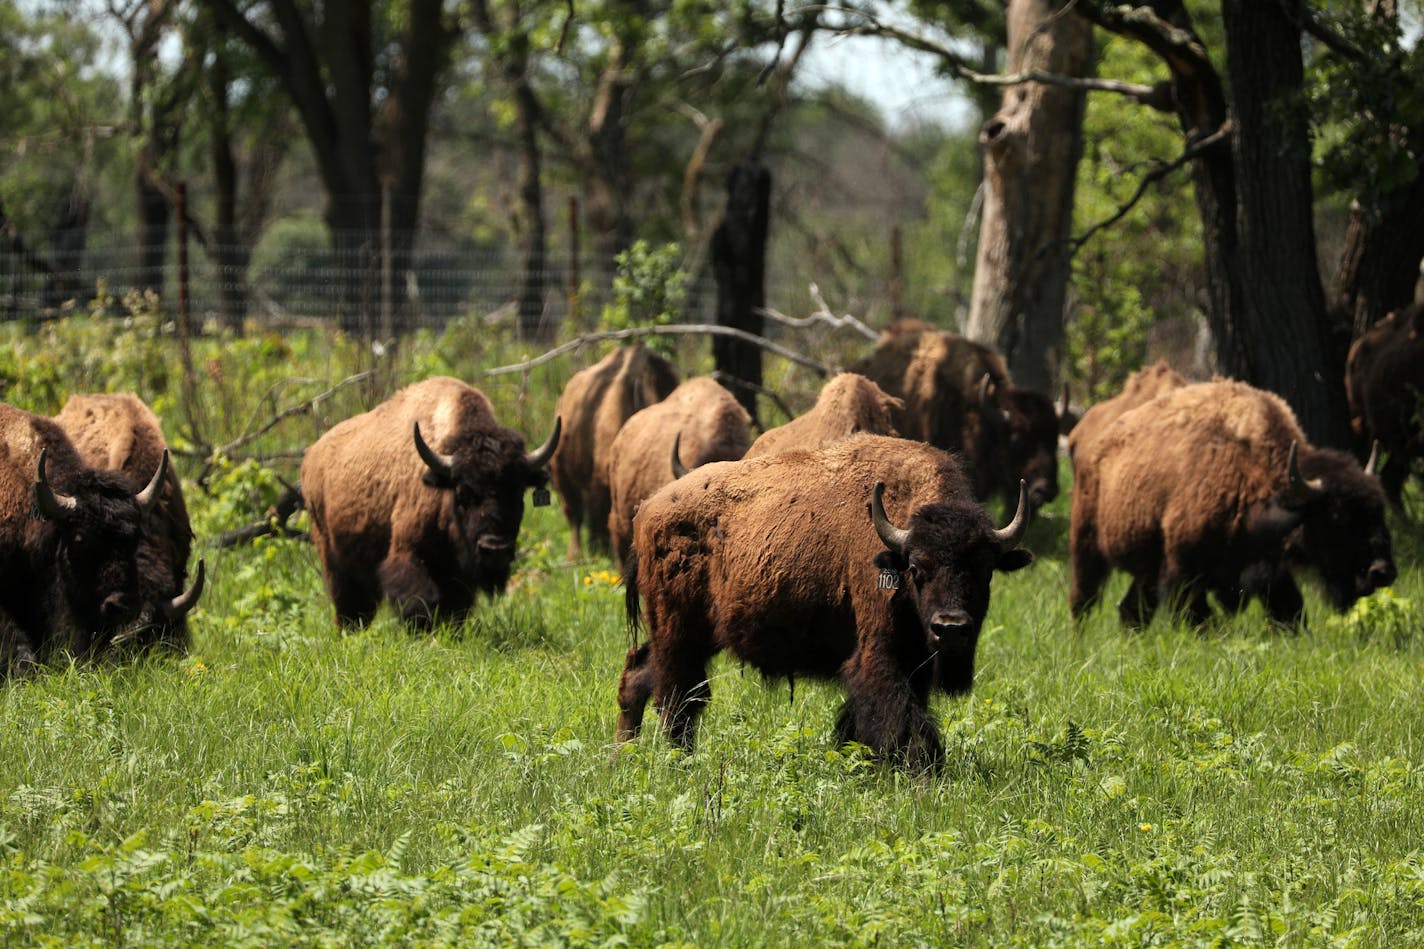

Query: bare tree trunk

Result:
[711,162,772,423]
[965,0,1092,391]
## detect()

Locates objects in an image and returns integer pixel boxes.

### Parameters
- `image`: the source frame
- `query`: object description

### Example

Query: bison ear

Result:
[422,470,453,490]
[873,549,907,572]
[996,548,1033,573]
[1250,498,1304,539]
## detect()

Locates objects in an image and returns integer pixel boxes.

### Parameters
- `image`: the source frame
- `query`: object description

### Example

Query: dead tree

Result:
[711,161,772,422]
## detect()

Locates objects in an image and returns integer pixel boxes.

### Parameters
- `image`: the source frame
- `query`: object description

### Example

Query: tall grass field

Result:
[1,312,1422,946]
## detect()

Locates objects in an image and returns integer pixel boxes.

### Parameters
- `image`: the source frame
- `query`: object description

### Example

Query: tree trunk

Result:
[1333,167,1424,335]
[711,162,772,423]
[965,0,1093,391]
[1222,0,1351,447]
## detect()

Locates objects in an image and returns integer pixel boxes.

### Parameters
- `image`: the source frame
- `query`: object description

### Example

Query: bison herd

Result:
[2,311,1419,768]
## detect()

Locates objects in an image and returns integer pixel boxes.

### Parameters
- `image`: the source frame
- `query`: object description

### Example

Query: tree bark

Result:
[711,162,772,423]
[965,0,1093,392]
[1332,154,1424,335]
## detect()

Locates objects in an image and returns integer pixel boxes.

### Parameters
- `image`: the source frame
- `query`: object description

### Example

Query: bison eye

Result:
[905,563,923,583]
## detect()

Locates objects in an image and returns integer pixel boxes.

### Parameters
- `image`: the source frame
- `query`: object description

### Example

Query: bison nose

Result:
[1028,479,1055,507]
[477,535,515,556]
[100,592,135,623]
[928,610,973,644]
[1368,559,1396,590]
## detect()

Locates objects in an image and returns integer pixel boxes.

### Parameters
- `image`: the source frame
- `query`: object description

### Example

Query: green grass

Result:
[2,315,1423,945]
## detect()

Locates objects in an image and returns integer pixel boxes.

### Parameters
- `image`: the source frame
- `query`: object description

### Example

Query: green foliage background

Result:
[1,316,1422,945]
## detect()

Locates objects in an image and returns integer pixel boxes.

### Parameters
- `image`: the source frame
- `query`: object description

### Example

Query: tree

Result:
[964,0,1093,391]
[199,0,463,336]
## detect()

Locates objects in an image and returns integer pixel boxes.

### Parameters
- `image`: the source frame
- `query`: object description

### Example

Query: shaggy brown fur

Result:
[54,393,200,655]
[1067,360,1187,467]
[617,433,1032,768]
[848,329,1062,513]
[605,377,751,567]
[744,373,902,459]
[0,403,165,675]
[300,376,558,628]
[1070,380,1395,627]
[1346,304,1424,508]
[550,346,679,558]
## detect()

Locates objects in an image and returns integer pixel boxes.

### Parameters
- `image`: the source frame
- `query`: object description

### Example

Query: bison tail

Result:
[623,549,643,646]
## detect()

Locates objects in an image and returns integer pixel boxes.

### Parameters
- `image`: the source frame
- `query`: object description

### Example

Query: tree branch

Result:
[760,282,880,341]
[480,325,835,377]
[1068,121,1232,254]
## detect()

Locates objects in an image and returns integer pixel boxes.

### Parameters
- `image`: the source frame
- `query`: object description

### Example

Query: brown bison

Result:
[54,393,204,655]
[848,328,1063,514]
[1070,380,1395,628]
[1346,303,1424,508]
[605,377,751,567]
[0,402,169,675]
[616,433,1033,768]
[743,372,902,459]
[300,376,559,628]
[1066,360,1187,467]
[550,346,679,558]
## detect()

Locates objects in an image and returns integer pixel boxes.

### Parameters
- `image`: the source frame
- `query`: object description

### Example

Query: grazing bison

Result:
[743,372,902,459]
[849,328,1063,514]
[1346,303,1424,508]
[1066,360,1187,467]
[54,393,203,655]
[1070,380,1395,628]
[300,376,559,628]
[0,403,168,675]
[616,434,1033,768]
[605,377,751,567]
[550,346,679,558]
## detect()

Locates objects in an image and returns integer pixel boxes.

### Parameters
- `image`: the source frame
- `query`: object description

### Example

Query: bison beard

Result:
[615,434,1032,769]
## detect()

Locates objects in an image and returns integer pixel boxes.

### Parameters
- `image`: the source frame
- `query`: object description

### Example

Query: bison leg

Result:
[837,666,942,769]
[615,642,654,742]
[561,491,585,560]
[377,556,442,628]
[0,616,40,678]
[1260,572,1305,629]
[1117,578,1159,629]
[1068,521,1109,621]
[325,566,381,628]
[654,648,713,752]
[1379,450,1412,509]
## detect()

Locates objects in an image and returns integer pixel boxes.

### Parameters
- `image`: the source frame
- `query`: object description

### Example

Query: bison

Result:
[300,376,559,628]
[848,327,1063,515]
[743,372,902,459]
[605,377,751,567]
[1345,303,1424,508]
[53,393,204,656]
[550,346,679,558]
[1069,379,1395,628]
[0,402,169,675]
[1066,360,1187,468]
[616,433,1033,768]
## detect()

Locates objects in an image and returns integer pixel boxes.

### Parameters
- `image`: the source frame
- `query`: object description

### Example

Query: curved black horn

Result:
[978,373,1009,425]
[525,416,561,468]
[1286,440,1326,500]
[870,482,910,555]
[993,480,1029,547]
[413,422,455,479]
[34,449,78,521]
[1364,440,1380,477]
[670,431,689,479]
[134,449,169,516]
[163,559,206,620]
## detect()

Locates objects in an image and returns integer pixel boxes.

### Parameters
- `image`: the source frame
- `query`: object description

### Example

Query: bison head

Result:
[35,447,168,631]
[870,480,1033,695]
[1280,441,1395,610]
[413,418,560,582]
[997,386,1061,513]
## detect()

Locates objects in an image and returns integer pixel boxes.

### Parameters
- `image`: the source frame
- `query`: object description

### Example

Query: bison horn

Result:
[978,373,1009,426]
[870,481,910,555]
[134,449,169,516]
[1364,440,1380,477]
[34,448,79,521]
[670,432,689,479]
[992,480,1029,547]
[1286,440,1326,500]
[524,416,561,468]
[163,559,205,620]
[413,422,456,479]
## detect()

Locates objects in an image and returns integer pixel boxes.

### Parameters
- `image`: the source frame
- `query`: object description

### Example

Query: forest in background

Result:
[2,2,1422,440]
